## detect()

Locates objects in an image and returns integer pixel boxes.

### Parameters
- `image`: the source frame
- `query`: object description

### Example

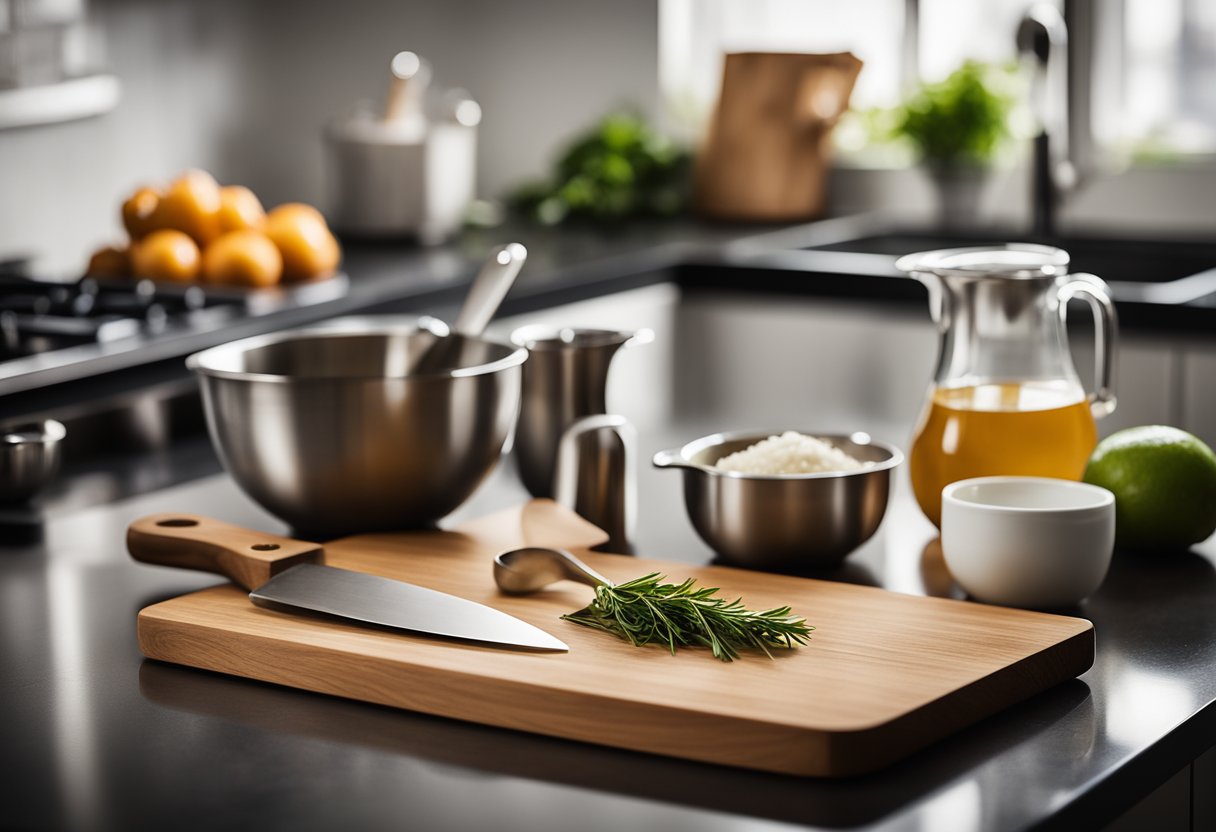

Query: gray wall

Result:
[235,0,660,208]
[1,0,1212,276]
[0,0,252,273]
[0,0,659,273]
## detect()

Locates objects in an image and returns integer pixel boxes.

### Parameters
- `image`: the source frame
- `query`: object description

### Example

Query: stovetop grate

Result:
[0,273,246,360]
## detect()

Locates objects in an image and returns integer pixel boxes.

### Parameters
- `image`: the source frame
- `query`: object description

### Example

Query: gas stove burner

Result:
[0,265,348,394]
[0,274,243,360]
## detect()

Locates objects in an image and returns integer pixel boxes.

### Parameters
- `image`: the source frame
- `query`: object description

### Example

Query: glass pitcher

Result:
[897,245,1118,527]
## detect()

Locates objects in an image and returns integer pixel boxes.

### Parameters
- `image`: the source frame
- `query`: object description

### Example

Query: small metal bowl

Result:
[0,419,66,504]
[653,430,903,571]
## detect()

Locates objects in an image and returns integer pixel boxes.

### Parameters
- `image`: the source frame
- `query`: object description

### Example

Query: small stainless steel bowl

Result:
[188,320,526,536]
[653,430,903,570]
[0,419,66,504]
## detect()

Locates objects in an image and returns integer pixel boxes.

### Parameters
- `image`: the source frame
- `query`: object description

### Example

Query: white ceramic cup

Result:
[941,476,1116,609]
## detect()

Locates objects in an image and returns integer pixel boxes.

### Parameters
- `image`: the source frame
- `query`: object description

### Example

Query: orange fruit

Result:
[85,245,131,279]
[153,170,223,246]
[202,230,283,287]
[268,202,327,226]
[264,203,340,281]
[131,229,201,282]
[121,187,161,239]
[217,185,266,233]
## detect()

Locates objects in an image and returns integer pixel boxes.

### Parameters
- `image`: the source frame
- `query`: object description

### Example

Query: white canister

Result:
[325,111,476,244]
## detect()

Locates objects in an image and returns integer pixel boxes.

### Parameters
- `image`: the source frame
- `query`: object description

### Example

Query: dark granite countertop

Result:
[4,216,1216,831]
[3,214,1214,411]
[5,411,1216,832]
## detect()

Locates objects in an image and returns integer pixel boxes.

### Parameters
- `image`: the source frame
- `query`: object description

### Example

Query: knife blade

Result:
[249,563,567,651]
[127,513,568,653]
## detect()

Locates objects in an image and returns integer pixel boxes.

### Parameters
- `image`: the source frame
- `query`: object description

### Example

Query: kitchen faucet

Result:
[1016,3,1076,237]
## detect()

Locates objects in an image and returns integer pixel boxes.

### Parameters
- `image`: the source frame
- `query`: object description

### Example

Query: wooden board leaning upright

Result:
[695,51,864,222]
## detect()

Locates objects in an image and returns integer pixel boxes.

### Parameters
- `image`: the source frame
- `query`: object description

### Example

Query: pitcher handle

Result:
[1059,273,1118,419]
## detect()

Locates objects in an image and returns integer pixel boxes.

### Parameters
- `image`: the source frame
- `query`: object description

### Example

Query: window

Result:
[659,0,908,137]
[1115,0,1216,158]
[660,0,1216,166]
[918,0,1047,81]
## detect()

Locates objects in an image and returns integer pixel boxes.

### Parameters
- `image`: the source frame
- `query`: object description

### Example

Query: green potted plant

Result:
[894,61,1015,226]
[507,113,692,225]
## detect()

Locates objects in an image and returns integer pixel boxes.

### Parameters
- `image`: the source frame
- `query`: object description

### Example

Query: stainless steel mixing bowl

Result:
[653,430,903,570]
[0,419,66,503]
[188,321,526,535]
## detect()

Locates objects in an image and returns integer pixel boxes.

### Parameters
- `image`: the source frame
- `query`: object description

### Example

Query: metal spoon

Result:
[493,547,613,595]
[408,242,527,375]
[452,242,528,337]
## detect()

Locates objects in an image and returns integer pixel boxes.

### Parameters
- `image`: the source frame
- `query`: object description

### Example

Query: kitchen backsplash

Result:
[0,0,250,273]
[0,0,660,272]
[3,0,1210,277]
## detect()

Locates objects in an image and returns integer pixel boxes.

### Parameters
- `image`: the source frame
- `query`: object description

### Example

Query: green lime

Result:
[1083,425,1216,551]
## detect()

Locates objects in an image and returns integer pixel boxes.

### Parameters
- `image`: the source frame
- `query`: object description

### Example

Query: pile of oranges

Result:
[86,171,341,288]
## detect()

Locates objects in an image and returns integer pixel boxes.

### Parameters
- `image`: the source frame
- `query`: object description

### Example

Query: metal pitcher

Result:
[509,326,652,498]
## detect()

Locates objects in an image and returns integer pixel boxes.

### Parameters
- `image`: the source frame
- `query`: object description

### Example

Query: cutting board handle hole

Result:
[156,518,198,528]
[251,543,280,551]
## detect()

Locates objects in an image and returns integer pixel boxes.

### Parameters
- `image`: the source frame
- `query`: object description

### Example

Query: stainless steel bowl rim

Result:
[653,429,904,481]
[509,324,655,351]
[2,419,67,445]
[187,323,527,384]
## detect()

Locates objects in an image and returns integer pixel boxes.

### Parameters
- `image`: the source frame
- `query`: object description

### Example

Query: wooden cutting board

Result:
[134,500,1094,777]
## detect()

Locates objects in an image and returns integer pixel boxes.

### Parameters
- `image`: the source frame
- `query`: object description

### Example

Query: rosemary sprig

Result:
[560,572,813,662]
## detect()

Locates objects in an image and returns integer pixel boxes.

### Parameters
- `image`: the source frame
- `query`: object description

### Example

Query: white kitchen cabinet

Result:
[488,282,681,433]
[1070,334,1216,446]
[679,291,1207,446]
[674,291,936,435]
[1068,335,1177,438]
[1182,345,1216,445]
[495,285,1212,456]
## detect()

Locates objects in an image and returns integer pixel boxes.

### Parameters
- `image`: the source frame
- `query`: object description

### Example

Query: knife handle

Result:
[127,514,322,591]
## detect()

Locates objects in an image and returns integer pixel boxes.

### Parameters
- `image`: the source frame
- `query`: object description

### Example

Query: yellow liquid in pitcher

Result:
[909,382,1097,527]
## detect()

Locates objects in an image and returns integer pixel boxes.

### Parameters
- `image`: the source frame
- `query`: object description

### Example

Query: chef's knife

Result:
[127,513,568,652]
